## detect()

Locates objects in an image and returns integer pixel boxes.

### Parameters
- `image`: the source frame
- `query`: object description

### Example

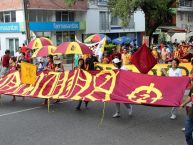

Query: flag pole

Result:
[48,98,50,112]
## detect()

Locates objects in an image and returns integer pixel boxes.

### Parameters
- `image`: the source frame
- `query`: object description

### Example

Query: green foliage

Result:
[64,0,76,7]
[158,32,167,43]
[108,0,176,36]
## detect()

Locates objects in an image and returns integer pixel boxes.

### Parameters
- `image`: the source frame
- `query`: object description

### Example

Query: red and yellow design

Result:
[0,69,189,107]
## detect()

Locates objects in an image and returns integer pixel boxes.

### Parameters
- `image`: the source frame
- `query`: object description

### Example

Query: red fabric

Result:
[25,51,31,62]
[0,70,189,107]
[109,53,121,62]
[2,54,10,68]
[9,65,17,73]
[131,44,157,74]
[21,46,27,53]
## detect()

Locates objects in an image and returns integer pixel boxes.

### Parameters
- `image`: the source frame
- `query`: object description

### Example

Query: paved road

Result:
[0,94,188,145]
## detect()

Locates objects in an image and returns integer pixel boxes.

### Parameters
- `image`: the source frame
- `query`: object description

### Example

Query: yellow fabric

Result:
[65,42,83,54]
[152,50,158,58]
[84,35,94,43]
[32,46,57,58]
[31,38,53,49]
[122,53,131,65]
[21,62,37,85]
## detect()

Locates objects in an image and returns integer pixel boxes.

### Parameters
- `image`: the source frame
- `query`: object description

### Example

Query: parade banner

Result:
[0,70,189,107]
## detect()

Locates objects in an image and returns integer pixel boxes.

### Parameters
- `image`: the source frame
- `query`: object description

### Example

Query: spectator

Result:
[21,43,27,54]
[101,53,110,64]
[121,48,131,65]
[0,50,11,77]
[85,54,98,71]
[109,48,121,62]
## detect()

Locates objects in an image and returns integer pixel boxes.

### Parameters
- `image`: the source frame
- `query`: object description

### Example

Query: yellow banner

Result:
[95,63,192,76]
[21,62,37,85]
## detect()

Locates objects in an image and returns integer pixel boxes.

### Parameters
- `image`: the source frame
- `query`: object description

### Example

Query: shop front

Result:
[29,21,86,45]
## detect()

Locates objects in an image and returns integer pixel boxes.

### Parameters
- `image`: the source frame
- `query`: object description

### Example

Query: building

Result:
[0,0,87,57]
[86,0,145,46]
[0,0,26,56]
[0,0,145,57]
[28,0,87,45]
[176,0,193,40]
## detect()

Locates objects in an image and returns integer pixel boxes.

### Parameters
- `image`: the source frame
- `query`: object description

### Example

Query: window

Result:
[188,13,193,22]
[56,31,75,45]
[0,11,16,23]
[111,16,118,25]
[180,12,183,21]
[100,11,109,30]
[8,38,19,56]
[29,10,53,22]
[56,11,75,22]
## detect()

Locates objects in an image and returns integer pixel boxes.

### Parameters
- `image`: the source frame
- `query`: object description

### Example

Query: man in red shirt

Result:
[109,48,121,62]
[21,43,27,54]
[0,50,10,77]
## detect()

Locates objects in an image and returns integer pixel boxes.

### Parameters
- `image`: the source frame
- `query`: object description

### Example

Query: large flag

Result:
[94,37,106,62]
[0,70,189,107]
[131,44,157,74]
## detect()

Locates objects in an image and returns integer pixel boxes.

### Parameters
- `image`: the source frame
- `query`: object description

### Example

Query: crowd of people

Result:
[0,41,193,145]
[100,41,193,65]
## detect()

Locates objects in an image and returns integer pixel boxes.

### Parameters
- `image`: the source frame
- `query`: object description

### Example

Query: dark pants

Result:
[185,116,193,145]
[76,100,88,110]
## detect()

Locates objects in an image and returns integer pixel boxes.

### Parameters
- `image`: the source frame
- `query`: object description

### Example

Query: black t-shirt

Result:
[86,56,98,70]
[188,88,193,119]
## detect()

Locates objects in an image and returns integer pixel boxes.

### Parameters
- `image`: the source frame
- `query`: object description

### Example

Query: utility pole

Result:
[23,0,30,44]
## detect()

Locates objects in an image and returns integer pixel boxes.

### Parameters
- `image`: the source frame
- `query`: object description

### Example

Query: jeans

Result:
[185,116,193,145]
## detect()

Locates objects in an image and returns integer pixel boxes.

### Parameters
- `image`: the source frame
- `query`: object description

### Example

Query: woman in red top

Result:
[43,55,55,105]
[45,55,55,71]
[9,57,17,73]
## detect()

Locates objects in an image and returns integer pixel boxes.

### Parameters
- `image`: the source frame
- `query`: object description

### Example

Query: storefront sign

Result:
[30,22,80,31]
[0,23,20,32]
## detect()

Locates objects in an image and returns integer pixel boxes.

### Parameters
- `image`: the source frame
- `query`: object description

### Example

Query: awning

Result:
[159,26,187,33]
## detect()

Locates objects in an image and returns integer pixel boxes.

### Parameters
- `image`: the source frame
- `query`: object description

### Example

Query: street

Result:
[0,95,188,145]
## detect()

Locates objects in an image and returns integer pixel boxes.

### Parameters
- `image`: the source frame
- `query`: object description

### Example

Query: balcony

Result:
[178,0,193,11]
[179,0,193,7]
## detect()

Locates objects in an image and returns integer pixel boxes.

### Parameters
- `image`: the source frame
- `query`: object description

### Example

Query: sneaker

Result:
[112,112,120,118]
[181,128,185,132]
[128,106,133,116]
[170,114,176,120]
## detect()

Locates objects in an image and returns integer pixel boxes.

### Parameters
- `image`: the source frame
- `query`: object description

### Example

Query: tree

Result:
[108,0,176,43]
[64,0,76,6]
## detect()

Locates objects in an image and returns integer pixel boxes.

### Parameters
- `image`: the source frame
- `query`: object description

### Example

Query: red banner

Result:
[0,70,190,107]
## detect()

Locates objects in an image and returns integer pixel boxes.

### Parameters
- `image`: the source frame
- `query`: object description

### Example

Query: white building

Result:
[0,6,27,57]
[85,0,145,46]
[176,0,193,41]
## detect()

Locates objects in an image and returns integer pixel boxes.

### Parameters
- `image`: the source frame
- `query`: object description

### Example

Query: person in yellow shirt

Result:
[152,46,159,61]
[121,48,131,65]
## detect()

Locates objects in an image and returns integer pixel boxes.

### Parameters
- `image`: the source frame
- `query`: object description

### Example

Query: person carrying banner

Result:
[112,58,133,118]
[162,58,182,120]
[42,55,55,105]
[76,58,89,110]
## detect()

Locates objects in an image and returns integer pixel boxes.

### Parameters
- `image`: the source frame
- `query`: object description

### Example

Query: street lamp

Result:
[23,0,30,44]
